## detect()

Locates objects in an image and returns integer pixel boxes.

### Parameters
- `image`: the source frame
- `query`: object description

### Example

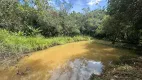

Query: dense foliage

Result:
[99,0,142,44]
[0,0,141,44]
[0,0,106,37]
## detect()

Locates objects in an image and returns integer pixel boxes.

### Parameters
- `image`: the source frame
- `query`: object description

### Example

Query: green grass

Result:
[0,29,91,58]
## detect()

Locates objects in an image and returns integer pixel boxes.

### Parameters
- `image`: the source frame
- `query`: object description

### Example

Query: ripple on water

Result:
[49,59,103,80]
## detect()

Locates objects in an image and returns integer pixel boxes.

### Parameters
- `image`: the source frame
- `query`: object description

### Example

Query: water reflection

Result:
[49,59,103,80]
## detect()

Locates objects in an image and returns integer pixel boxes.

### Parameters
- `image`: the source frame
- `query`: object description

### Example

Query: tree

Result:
[106,0,142,44]
[101,15,124,44]
[0,0,106,38]
[80,9,106,37]
[0,0,22,31]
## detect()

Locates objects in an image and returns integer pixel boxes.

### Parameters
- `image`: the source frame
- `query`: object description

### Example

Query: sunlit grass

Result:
[0,29,91,58]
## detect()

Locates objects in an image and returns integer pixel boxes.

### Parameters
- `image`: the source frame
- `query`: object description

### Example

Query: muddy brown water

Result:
[0,41,136,80]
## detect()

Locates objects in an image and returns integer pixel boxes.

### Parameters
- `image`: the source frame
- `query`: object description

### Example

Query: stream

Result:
[0,41,136,80]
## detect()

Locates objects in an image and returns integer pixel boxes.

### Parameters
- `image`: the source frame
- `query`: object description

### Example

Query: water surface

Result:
[49,59,103,80]
[0,41,135,80]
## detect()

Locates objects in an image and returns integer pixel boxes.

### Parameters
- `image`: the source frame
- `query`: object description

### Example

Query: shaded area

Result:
[91,56,142,80]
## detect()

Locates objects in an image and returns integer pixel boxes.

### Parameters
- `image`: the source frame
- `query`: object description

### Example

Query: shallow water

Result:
[0,41,136,80]
[49,59,103,80]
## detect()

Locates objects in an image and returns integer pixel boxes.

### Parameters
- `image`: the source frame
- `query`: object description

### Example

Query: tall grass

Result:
[0,29,91,59]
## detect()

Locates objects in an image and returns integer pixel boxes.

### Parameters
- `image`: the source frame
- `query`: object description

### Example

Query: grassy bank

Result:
[0,29,91,67]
